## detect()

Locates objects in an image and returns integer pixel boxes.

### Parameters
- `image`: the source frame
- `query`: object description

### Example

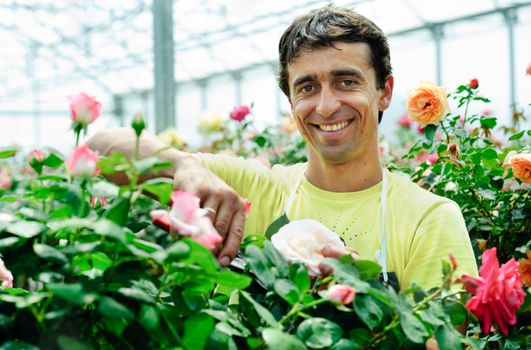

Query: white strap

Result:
[284,168,306,216]
[375,170,389,282]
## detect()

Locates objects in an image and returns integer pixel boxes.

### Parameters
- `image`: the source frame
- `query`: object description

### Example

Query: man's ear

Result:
[378,75,394,111]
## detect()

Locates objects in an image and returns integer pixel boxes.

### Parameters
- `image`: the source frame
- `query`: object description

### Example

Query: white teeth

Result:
[319,121,349,131]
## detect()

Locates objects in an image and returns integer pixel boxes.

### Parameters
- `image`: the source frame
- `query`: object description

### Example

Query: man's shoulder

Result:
[270,162,307,183]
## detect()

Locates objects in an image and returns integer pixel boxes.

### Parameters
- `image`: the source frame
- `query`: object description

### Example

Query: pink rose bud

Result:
[0,258,13,288]
[328,284,356,305]
[91,196,107,208]
[427,153,438,164]
[150,210,171,231]
[396,113,411,128]
[0,168,12,190]
[28,149,44,164]
[449,254,458,270]
[66,144,100,177]
[69,93,101,125]
[230,105,251,122]
[469,78,479,89]
[417,124,425,134]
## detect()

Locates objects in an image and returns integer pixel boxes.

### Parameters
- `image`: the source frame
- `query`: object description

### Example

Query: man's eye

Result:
[341,79,356,87]
[300,86,313,93]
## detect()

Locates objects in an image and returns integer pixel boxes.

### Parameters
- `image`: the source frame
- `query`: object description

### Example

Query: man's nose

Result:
[315,87,341,118]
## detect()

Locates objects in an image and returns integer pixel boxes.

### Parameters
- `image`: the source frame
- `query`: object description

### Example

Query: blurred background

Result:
[0,0,530,152]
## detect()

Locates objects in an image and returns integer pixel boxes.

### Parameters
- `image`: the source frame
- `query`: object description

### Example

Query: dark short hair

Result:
[278,5,392,122]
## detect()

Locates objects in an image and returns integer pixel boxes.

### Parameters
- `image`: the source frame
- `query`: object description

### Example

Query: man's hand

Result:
[318,245,361,276]
[173,160,246,267]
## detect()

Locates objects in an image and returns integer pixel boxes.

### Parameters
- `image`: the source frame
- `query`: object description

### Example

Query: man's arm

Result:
[87,128,246,266]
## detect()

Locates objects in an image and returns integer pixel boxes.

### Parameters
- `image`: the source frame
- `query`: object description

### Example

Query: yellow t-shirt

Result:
[193,153,478,290]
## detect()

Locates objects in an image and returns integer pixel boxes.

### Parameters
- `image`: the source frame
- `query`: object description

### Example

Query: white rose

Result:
[271,219,345,276]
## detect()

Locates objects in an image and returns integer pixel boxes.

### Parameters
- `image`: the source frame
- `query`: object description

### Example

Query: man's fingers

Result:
[321,245,361,260]
[217,205,246,267]
[318,261,334,276]
[213,201,233,239]
[201,198,219,224]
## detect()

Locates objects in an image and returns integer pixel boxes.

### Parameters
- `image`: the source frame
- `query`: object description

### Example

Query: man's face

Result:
[287,42,393,165]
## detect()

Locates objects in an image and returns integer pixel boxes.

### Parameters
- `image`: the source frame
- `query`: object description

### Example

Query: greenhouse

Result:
[0,0,530,349]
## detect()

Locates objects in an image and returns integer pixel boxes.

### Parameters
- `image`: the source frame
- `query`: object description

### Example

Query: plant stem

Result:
[280,298,328,324]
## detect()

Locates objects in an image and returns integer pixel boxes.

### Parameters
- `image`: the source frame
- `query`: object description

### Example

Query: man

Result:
[89,5,477,291]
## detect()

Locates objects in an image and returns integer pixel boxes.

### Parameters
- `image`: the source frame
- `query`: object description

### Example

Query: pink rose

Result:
[0,258,13,288]
[150,191,222,250]
[396,113,411,128]
[328,284,356,305]
[461,248,525,335]
[526,62,531,76]
[0,168,12,190]
[426,153,438,165]
[230,105,251,122]
[69,93,101,125]
[271,219,345,276]
[66,144,100,177]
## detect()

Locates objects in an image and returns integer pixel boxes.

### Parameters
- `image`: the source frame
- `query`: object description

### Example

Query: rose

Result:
[230,105,251,122]
[509,153,531,184]
[271,219,345,276]
[327,284,356,305]
[0,168,12,190]
[526,62,531,76]
[0,258,13,288]
[460,247,526,335]
[69,93,101,125]
[426,153,438,165]
[150,191,222,250]
[406,82,449,126]
[28,149,44,164]
[469,78,479,89]
[197,113,226,134]
[396,113,411,128]
[91,196,107,208]
[518,251,531,287]
[66,144,100,177]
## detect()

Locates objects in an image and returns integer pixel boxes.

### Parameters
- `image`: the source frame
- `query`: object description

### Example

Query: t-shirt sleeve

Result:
[401,201,478,291]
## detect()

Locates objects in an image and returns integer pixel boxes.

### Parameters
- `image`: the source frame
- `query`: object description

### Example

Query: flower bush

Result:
[0,82,528,349]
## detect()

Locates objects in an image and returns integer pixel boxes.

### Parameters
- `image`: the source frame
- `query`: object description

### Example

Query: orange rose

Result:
[510,153,531,183]
[406,82,449,126]
[518,251,531,287]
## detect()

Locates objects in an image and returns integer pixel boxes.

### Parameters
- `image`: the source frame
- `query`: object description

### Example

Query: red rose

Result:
[230,105,251,122]
[469,78,479,89]
[461,248,525,335]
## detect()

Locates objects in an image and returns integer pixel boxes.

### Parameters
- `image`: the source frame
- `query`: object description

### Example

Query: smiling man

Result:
[89,5,477,293]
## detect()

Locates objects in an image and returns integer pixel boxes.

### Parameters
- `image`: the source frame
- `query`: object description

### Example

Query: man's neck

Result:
[305,151,383,193]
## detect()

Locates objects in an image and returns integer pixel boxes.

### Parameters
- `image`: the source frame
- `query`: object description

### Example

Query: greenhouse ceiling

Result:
[0,0,530,107]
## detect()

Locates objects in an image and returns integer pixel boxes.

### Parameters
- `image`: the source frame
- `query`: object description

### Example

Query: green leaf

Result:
[135,157,163,176]
[57,335,93,350]
[478,189,496,201]
[0,148,18,159]
[253,135,267,148]
[34,244,68,265]
[434,324,463,350]
[354,260,381,280]
[0,196,18,203]
[399,311,429,344]
[508,130,525,141]
[273,279,299,305]
[245,245,275,287]
[329,338,362,350]
[449,302,467,326]
[0,341,39,350]
[89,181,119,198]
[291,263,311,295]
[480,117,497,129]
[354,294,384,330]
[424,124,437,141]
[165,240,190,261]
[322,258,370,293]
[48,283,97,305]
[183,313,215,350]
[181,238,219,273]
[98,296,134,321]
[103,196,130,226]
[142,178,173,204]
[118,287,154,304]
[265,213,289,240]
[262,328,306,350]
[296,318,343,349]
[264,240,289,277]
[481,148,498,160]
[211,270,252,294]
[139,304,159,331]
[42,152,64,168]
[6,221,43,238]
[239,291,280,328]
[0,237,21,249]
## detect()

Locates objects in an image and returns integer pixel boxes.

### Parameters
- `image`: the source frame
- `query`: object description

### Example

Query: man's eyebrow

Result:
[331,69,365,79]
[292,74,316,89]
